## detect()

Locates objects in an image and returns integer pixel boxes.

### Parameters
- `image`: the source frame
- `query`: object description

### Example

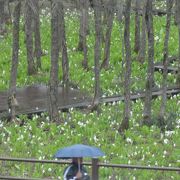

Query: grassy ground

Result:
[0,8,179,179]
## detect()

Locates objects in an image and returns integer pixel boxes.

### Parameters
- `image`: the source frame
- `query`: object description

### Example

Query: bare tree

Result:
[59,3,70,88]
[8,0,21,121]
[142,0,155,126]
[101,0,117,69]
[119,0,132,133]
[0,0,6,34]
[178,28,180,87]
[158,0,173,130]
[134,0,141,53]
[91,0,102,108]
[174,0,178,25]
[143,0,154,126]
[48,1,61,122]
[0,0,11,35]
[176,0,180,87]
[77,0,89,69]
[24,0,36,75]
[24,0,42,75]
[138,0,147,63]
[33,0,42,70]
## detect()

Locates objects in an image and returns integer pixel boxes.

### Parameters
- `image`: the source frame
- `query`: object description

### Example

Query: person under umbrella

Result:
[54,144,105,180]
[63,157,90,180]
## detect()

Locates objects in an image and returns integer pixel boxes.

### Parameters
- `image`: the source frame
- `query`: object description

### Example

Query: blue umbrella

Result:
[54,144,105,158]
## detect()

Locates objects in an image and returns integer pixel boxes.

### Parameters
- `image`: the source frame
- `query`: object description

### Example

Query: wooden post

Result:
[92,158,99,180]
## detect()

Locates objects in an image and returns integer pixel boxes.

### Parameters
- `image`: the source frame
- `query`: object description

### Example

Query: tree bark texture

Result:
[32,0,42,70]
[101,0,117,70]
[77,0,89,69]
[92,0,102,106]
[138,0,147,63]
[49,1,61,122]
[143,0,155,126]
[158,0,173,129]
[9,0,21,121]
[119,0,132,133]
[176,0,180,87]
[59,2,70,88]
[25,0,36,75]
[178,28,180,87]
[134,0,141,53]
[174,0,178,25]
[0,1,5,34]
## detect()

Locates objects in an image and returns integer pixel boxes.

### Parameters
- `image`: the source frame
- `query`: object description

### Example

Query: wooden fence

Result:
[0,157,179,180]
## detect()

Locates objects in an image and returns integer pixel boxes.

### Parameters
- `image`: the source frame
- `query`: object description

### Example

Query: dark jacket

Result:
[63,163,90,180]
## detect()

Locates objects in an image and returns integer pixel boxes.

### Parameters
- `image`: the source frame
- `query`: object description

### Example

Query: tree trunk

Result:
[25,0,36,75]
[158,0,173,130]
[92,0,102,107]
[48,1,61,122]
[138,0,147,63]
[59,2,69,88]
[77,0,89,69]
[134,0,141,53]
[143,0,154,126]
[174,0,178,25]
[178,28,180,87]
[176,0,180,87]
[33,0,42,70]
[119,0,132,134]
[101,0,116,70]
[8,0,21,122]
[0,1,5,35]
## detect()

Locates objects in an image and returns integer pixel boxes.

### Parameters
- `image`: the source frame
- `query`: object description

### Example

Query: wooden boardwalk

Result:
[154,56,178,74]
[0,85,92,118]
[154,64,178,74]
[0,84,179,119]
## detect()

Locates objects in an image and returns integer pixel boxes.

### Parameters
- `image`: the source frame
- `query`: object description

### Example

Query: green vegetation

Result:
[0,10,179,179]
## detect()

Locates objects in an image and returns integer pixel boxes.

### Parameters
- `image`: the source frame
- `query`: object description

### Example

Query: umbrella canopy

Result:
[54,144,105,158]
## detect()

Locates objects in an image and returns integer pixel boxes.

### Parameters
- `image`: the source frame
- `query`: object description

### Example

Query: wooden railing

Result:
[0,157,180,180]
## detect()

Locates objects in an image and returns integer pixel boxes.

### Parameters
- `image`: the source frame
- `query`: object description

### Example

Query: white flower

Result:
[126,137,133,144]
[94,135,98,142]
[165,131,174,137]
[48,168,52,172]
[163,139,169,144]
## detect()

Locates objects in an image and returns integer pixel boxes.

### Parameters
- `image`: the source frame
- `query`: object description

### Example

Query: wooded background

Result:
[0,0,179,134]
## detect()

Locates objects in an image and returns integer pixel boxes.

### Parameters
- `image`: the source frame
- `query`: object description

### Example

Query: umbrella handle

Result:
[78,158,80,172]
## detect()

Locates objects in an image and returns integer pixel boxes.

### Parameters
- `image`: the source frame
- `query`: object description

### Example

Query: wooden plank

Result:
[101,86,180,104]
[154,65,178,74]
[0,85,179,119]
[0,84,92,118]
